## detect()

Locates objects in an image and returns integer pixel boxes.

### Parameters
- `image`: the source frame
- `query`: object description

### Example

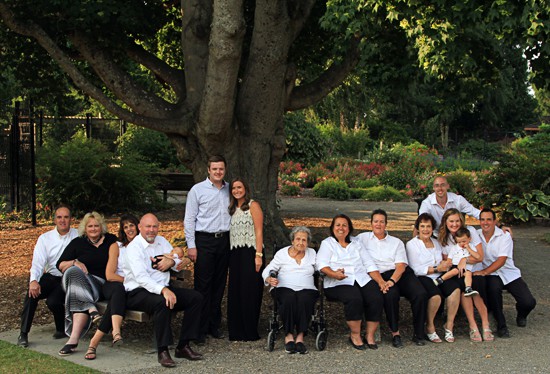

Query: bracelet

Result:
[255,252,263,257]
[388,278,395,284]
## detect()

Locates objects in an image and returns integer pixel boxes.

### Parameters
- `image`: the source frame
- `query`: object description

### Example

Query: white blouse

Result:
[262,246,317,291]
[316,236,378,289]
[405,237,443,280]
[356,232,408,273]
[116,242,127,277]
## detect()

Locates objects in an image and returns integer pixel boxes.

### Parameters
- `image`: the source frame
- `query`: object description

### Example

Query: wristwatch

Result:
[432,265,438,272]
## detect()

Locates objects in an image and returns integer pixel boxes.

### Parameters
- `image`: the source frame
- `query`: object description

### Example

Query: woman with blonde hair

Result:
[56,211,118,356]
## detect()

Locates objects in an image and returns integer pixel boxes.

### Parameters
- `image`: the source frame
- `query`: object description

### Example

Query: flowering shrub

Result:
[280,180,301,196]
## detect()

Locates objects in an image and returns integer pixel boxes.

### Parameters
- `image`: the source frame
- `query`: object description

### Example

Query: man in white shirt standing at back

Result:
[474,208,536,338]
[418,176,481,235]
[124,213,203,368]
[17,204,78,347]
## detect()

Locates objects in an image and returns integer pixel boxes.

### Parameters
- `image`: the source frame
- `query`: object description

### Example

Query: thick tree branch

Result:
[197,0,246,150]
[0,3,191,134]
[69,31,177,118]
[181,0,213,109]
[285,37,361,111]
[125,43,187,101]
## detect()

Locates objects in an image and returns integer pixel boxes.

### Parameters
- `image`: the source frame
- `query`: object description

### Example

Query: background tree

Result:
[1,0,548,243]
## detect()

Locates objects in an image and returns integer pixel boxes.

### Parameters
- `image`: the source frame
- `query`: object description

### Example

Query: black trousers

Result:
[381,267,428,338]
[126,287,203,349]
[273,287,319,335]
[98,281,127,334]
[194,231,230,336]
[485,275,536,330]
[20,273,65,333]
[324,281,383,322]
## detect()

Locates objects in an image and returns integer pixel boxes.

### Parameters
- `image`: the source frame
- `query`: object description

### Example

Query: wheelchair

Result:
[266,270,328,351]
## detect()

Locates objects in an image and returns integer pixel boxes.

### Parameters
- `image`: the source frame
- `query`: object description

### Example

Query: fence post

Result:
[38,110,44,147]
[86,113,92,139]
[29,100,37,226]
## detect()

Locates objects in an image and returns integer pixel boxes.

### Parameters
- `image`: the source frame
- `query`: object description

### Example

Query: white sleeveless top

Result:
[230,201,256,250]
[116,242,127,277]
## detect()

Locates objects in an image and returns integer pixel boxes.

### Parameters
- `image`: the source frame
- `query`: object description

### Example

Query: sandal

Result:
[470,329,482,342]
[58,343,78,356]
[89,310,101,325]
[112,332,123,347]
[443,326,455,343]
[483,328,494,342]
[427,331,442,343]
[84,346,97,360]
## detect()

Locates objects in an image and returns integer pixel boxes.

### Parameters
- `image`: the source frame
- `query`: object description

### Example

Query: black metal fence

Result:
[0,100,126,225]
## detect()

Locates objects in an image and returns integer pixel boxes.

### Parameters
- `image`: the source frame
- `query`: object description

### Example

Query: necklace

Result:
[87,235,102,245]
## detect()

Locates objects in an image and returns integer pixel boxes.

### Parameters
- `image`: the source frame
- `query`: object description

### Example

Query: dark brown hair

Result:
[118,214,140,246]
[228,178,251,215]
[329,214,354,243]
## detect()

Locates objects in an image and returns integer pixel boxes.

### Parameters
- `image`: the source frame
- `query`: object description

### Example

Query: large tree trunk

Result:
[0,0,357,248]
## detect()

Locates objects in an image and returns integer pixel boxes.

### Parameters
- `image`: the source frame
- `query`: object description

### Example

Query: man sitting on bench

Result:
[123,213,203,368]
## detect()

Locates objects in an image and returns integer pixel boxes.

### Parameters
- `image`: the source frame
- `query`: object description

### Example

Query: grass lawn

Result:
[0,340,100,374]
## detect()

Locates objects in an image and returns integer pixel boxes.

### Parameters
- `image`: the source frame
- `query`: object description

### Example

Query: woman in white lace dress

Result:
[227,178,265,341]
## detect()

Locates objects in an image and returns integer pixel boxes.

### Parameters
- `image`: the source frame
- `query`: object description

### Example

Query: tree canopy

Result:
[1,0,548,242]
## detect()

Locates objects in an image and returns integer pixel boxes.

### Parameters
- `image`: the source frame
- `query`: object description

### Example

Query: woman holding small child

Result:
[406,213,461,343]
[438,208,494,342]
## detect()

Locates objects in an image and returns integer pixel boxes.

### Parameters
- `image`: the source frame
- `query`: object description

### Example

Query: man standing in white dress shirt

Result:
[184,155,231,343]
[17,205,78,347]
[474,208,536,338]
[124,213,203,368]
[418,176,481,235]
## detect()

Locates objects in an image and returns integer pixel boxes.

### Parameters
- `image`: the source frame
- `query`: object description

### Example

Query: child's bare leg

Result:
[440,268,459,281]
[464,271,473,288]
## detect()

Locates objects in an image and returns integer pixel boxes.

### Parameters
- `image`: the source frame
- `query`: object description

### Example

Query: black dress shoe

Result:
[362,337,378,350]
[348,337,366,350]
[412,336,426,346]
[17,333,29,347]
[158,350,176,367]
[175,344,203,361]
[209,329,225,339]
[52,331,66,339]
[296,342,308,354]
[497,327,511,338]
[392,335,404,349]
[285,341,296,354]
[516,316,527,327]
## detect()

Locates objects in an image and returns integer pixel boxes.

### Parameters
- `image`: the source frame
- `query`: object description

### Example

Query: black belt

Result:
[196,231,228,238]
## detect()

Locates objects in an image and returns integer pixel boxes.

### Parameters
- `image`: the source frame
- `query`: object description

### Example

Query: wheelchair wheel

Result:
[267,330,276,352]
[315,330,327,351]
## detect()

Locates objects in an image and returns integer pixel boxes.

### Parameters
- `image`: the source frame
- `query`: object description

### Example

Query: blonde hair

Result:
[78,211,108,236]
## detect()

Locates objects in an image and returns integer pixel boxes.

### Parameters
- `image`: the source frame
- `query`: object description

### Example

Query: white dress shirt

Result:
[262,246,317,291]
[184,178,231,249]
[356,232,408,273]
[477,227,521,285]
[419,192,481,234]
[441,226,482,271]
[29,228,78,283]
[405,237,443,279]
[316,237,378,289]
[123,234,181,294]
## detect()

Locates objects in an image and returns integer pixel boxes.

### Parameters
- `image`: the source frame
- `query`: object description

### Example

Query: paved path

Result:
[2,198,549,373]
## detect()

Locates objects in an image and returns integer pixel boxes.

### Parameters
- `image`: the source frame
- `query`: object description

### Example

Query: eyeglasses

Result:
[433,184,448,188]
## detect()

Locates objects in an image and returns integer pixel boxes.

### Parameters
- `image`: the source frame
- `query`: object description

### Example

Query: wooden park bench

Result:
[96,269,192,324]
[153,172,195,202]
